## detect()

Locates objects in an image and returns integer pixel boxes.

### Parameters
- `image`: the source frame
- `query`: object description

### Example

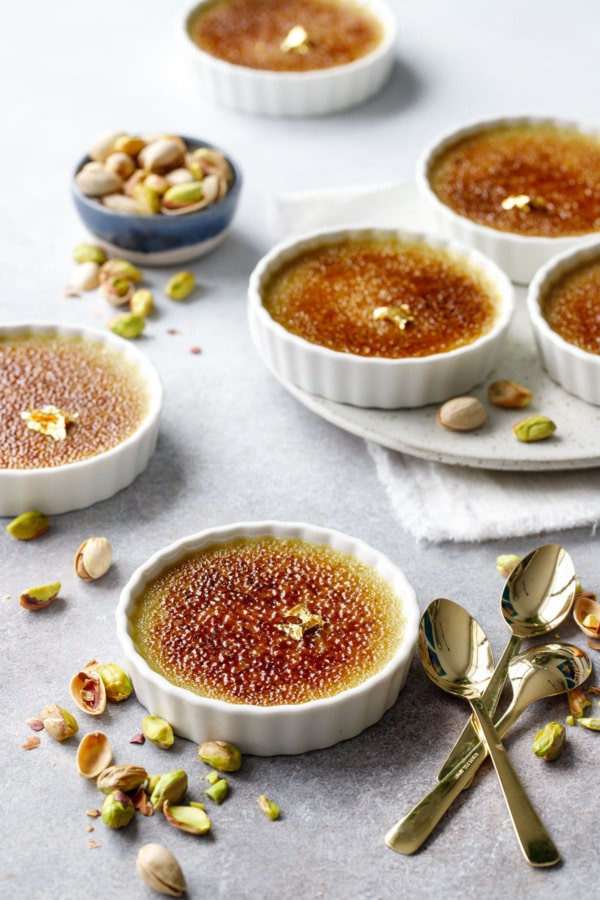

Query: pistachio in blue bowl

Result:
[71,132,242,265]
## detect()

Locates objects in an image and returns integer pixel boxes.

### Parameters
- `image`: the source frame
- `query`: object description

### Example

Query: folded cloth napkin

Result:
[268,183,600,543]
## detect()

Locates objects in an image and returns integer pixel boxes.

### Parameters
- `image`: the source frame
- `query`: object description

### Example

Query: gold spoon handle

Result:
[386,694,521,854]
[437,633,522,781]
[469,697,560,867]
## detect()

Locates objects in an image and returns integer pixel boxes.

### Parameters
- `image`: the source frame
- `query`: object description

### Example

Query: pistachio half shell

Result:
[136,843,187,897]
[163,800,211,835]
[573,593,600,638]
[77,731,113,778]
[70,664,107,715]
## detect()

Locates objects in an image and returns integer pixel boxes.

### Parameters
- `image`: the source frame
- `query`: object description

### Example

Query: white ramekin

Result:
[417,115,600,285]
[116,520,419,756]
[248,227,514,409]
[0,322,163,516]
[176,0,397,117]
[527,239,600,406]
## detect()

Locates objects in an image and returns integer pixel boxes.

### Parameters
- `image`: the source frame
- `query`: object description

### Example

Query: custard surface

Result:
[542,257,600,353]
[130,536,407,706]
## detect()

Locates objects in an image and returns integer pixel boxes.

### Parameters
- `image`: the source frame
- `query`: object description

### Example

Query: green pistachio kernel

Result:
[19,581,61,611]
[496,554,521,579]
[149,770,188,811]
[165,271,195,301]
[205,778,229,804]
[532,722,566,760]
[257,795,280,820]
[142,715,175,749]
[512,415,556,442]
[39,704,79,742]
[101,790,135,829]
[109,313,145,339]
[96,663,133,702]
[7,510,50,540]
[576,717,600,731]
[130,288,154,317]
[72,242,107,265]
[198,740,242,772]
[163,801,211,835]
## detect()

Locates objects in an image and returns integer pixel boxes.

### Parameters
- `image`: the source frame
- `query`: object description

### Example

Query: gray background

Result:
[1,1,598,898]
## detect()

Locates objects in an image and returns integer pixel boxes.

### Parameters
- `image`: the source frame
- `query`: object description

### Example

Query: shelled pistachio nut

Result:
[101,790,135,829]
[136,843,186,897]
[142,716,174,749]
[77,731,113,778]
[257,795,280,820]
[512,414,556,442]
[97,765,148,794]
[7,510,50,540]
[132,181,162,215]
[198,739,242,772]
[149,770,188,811]
[163,801,211,835]
[130,288,154,317]
[110,313,146,339]
[101,275,136,307]
[39,704,79,742]
[74,537,113,581]
[205,777,229,804]
[19,581,61,611]
[72,242,107,265]
[532,722,566,760]
[99,258,143,284]
[70,664,107,715]
[96,663,133,702]
[165,271,195,301]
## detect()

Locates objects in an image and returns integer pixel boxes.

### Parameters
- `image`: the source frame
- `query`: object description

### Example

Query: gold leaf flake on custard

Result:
[21,405,79,441]
[276,602,323,640]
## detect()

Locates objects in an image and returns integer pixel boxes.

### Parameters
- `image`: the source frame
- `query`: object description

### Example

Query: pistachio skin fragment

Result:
[165,271,195,301]
[436,396,487,432]
[142,715,175,749]
[110,313,146,340]
[149,770,188,811]
[7,510,50,541]
[198,739,242,772]
[96,765,148,794]
[163,801,212,835]
[74,537,113,581]
[96,663,133,702]
[512,414,556,442]
[567,686,591,718]
[101,790,135,829]
[257,795,280,820]
[488,379,533,409]
[19,581,61,611]
[205,778,229,804]
[136,843,187,897]
[39,704,79,742]
[532,722,566,760]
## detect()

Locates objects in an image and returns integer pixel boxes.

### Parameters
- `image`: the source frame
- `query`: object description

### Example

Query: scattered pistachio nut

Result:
[149,770,188,811]
[436,396,487,432]
[74,536,113,581]
[165,271,195,301]
[77,731,113,779]
[136,843,187,897]
[76,162,123,197]
[575,717,600,730]
[39,704,79,742]
[19,581,61,611]
[110,313,146,339]
[142,715,174,749]
[101,790,135,829]
[7,510,50,540]
[257,795,280,821]
[70,664,107,715]
[205,777,229,804]
[163,801,212,835]
[99,258,143,284]
[496,554,521,578]
[97,765,148,795]
[96,663,133,702]
[488,379,533,408]
[512,415,556,442]
[532,722,566,760]
[567,687,592,718]
[198,739,242,772]
[72,242,107,266]
[69,261,101,291]
[130,288,154,317]
[101,275,136,307]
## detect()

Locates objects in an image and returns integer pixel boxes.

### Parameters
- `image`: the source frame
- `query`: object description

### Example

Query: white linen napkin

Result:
[268,183,600,543]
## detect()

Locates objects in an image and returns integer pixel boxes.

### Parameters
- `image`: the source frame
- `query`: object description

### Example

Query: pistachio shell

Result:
[139,138,185,174]
[69,261,100,292]
[136,843,186,897]
[74,537,113,580]
[104,151,136,180]
[70,666,107,715]
[97,764,148,794]
[436,397,487,432]
[76,162,123,197]
[89,130,127,162]
[102,193,141,214]
[76,731,113,778]
[573,593,600,638]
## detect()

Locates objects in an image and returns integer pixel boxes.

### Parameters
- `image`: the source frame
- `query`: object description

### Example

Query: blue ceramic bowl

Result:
[71,136,242,266]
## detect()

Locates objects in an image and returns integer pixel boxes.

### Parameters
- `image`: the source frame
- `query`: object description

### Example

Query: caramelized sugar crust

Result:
[262,236,498,357]
[130,536,406,706]
[429,124,600,237]
[191,0,382,71]
[0,333,150,469]
[542,257,600,353]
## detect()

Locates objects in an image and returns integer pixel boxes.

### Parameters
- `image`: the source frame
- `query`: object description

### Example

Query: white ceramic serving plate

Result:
[116,520,419,756]
[248,226,514,409]
[528,239,600,406]
[177,0,397,117]
[0,321,163,516]
[417,115,600,285]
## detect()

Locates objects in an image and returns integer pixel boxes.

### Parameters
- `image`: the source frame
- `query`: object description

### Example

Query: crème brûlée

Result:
[188,0,384,72]
[129,535,408,706]
[0,332,151,470]
[261,235,501,358]
[428,122,600,238]
[541,255,600,354]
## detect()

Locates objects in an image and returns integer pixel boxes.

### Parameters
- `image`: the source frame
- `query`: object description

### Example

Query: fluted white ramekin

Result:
[417,115,600,285]
[177,0,396,117]
[0,322,163,516]
[528,240,600,405]
[248,227,514,409]
[116,520,419,756]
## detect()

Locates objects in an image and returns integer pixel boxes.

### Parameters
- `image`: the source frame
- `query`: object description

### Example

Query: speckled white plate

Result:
[260,182,600,471]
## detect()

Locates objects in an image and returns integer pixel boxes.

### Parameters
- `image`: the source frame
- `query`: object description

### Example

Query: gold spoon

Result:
[385,641,590,854]
[438,544,576,781]
[415,598,560,867]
